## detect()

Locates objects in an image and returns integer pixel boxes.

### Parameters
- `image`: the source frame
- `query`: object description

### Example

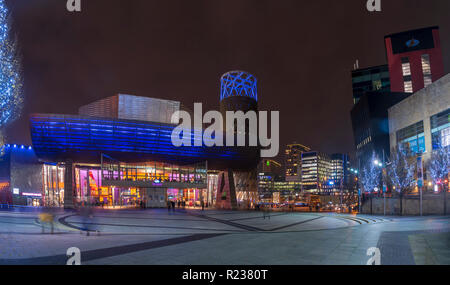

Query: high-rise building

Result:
[385,26,444,94]
[285,143,311,182]
[351,65,391,104]
[301,151,333,195]
[330,153,351,193]
[351,91,411,165]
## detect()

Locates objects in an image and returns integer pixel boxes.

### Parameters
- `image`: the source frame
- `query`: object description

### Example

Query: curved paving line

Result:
[86,215,209,222]
[0,233,226,265]
[185,213,262,232]
[332,216,364,225]
[229,212,290,221]
[59,215,245,233]
[268,216,324,231]
[191,212,326,232]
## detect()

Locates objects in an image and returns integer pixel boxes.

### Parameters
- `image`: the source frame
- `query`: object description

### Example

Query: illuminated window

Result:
[402,57,413,93]
[396,121,425,153]
[402,57,411,76]
[431,108,450,149]
[421,54,432,87]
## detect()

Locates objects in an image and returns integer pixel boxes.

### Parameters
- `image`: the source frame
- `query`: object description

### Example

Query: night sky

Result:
[4,0,450,161]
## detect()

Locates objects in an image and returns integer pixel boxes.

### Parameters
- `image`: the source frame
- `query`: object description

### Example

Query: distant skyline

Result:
[4,0,450,161]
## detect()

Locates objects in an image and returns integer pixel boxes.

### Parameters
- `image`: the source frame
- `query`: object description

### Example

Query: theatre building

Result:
[0,72,261,209]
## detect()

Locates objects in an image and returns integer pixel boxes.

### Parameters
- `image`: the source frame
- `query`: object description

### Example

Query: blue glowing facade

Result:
[220,71,258,102]
[30,114,259,170]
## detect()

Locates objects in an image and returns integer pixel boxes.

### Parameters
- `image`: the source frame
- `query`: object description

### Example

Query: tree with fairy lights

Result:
[0,0,23,154]
[387,144,415,216]
[360,151,381,214]
[427,146,450,214]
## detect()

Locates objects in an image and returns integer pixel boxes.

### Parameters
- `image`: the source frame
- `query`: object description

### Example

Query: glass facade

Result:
[301,152,333,195]
[396,121,426,153]
[43,164,65,207]
[351,65,391,104]
[41,159,210,207]
[431,108,450,149]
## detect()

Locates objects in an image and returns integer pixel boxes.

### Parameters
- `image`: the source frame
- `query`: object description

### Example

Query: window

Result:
[401,57,413,93]
[431,108,450,149]
[396,121,426,153]
[401,57,411,76]
[421,54,432,87]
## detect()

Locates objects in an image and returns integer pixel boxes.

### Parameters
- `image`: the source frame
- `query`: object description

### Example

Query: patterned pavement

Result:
[0,208,448,265]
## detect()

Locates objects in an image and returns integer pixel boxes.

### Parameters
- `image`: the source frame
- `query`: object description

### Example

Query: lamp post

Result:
[350,167,359,213]
[373,150,388,216]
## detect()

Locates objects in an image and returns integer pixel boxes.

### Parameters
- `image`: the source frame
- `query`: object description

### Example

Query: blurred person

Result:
[79,204,99,236]
[171,200,176,212]
[39,206,55,234]
[167,200,171,213]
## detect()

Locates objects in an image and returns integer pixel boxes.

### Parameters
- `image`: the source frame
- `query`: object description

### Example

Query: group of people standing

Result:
[167,200,207,212]
[167,200,183,212]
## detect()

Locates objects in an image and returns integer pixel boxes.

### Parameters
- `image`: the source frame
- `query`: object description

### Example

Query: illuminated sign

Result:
[406,38,420,48]
[389,27,435,54]
[22,193,42,197]
[13,188,19,195]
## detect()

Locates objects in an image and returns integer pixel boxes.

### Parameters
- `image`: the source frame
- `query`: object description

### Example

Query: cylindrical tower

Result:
[220,70,258,117]
[216,71,260,210]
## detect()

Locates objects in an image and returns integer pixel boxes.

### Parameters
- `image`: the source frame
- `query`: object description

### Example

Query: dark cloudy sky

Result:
[4,0,450,161]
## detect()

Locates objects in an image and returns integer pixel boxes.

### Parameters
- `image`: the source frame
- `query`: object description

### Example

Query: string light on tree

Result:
[0,0,23,153]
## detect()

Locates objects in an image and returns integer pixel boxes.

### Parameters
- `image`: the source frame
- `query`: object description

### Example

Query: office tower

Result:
[385,26,444,93]
[351,65,391,104]
[285,143,311,182]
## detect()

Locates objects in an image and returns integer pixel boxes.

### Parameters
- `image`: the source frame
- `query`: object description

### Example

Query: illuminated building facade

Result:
[385,26,444,94]
[79,94,181,125]
[0,145,43,206]
[285,143,310,182]
[300,152,354,196]
[388,74,450,160]
[301,152,333,195]
[330,153,353,194]
[258,159,301,202]
[0,70,261,208]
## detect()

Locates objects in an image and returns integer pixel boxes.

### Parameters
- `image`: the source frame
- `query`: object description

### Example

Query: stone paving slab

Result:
[0,209,448,265]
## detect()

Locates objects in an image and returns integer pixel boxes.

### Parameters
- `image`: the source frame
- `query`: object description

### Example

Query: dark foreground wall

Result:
[362,195,450,215]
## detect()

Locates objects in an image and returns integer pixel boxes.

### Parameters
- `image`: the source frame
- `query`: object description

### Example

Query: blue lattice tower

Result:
[220,71,258,102]
[220,71,258,116]
[217,71,259,211]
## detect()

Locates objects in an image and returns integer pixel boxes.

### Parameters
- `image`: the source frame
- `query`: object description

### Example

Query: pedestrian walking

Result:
[167,200,172,213]
[39,207,54,234]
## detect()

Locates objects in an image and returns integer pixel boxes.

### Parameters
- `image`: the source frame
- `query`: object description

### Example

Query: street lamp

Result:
[373,153,388,216]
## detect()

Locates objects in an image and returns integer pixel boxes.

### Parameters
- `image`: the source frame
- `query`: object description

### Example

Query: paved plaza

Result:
[0,208,449,265]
